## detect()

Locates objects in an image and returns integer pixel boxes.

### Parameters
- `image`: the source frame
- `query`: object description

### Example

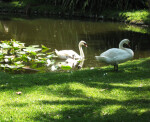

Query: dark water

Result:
[0,17,150,70]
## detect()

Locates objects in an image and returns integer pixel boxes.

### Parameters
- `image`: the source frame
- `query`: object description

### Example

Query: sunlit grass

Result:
[102,9,150,25]
[0,57,150,121]
[10,1,21,6]
[120,10,150,24]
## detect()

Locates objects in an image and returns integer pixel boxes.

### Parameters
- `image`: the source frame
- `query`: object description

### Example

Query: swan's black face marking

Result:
[123,39,130,48]
[80,40,87,47]
[84,42,88,47]
[123,43,130,48]
[126,40,130,47]
[128,42,131,47]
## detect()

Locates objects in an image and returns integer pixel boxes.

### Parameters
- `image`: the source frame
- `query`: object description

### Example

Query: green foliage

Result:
[0,39,79,73]
[0,39,54,72]
[27,0,149,10]
[121,10,150,24]
[61,65,72,70]
[101,9,150,25]
[1,0,149,13]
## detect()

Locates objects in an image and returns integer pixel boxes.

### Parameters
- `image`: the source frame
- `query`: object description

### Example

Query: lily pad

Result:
[23,47,42,52]
[41,44,48,49]
[61,65,72,70]
[0,43,12,48]
[0,39,56,72]
[29,45,39,48]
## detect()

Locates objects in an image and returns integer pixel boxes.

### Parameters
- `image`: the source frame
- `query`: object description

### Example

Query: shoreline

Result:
[0,5,149,26]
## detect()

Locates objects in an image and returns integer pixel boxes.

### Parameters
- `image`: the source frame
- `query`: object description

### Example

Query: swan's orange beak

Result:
[128,42,131,47]
[84,43,88,47]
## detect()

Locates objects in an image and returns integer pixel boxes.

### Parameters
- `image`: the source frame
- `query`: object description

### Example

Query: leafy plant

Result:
[0,39,55,72]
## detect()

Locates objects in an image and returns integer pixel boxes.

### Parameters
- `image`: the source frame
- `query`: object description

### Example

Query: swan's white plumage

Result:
[55,49,80,59]
[97,48,133,64]
[95,39,134,70]
[55,40,87,60]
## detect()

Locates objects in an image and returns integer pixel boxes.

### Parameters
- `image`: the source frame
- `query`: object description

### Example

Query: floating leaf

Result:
[37,53,46,56]
[61,65,72,70]
[23,47,41,52]
[4,55,15,59]
[17,51,26,55]
[13,41,20,47]
[47,54,54,59]
[36,60,45,63]
[41,44,48,49]
[30,51,37,56]
[14,61,23,65]
[0,64,24,68]
[19,43,25,47]
[42,48,49,53]
[0,39,55,72]
[0,53,3,57]
[29,45,39,48]
[0,43,12,48]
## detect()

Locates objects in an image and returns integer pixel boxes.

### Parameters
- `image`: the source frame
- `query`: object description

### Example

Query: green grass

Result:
[120,10,150,25]
[102,9,150,25]
[0,57,150,121]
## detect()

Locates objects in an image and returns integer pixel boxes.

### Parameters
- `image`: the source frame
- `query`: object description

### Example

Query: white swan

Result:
[95,39,134,71]
[55,40,87,60]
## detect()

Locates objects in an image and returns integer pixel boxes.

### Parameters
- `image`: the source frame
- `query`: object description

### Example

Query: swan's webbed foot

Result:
[114,64,118,71]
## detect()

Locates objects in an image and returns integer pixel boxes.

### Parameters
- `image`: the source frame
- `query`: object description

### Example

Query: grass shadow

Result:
[33,98,150,121]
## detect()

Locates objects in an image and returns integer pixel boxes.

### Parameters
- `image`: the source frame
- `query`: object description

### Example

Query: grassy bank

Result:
[0,57,150,121]
[102,10,150,25]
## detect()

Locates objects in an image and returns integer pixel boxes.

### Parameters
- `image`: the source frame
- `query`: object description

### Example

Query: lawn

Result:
[0,57,150,121]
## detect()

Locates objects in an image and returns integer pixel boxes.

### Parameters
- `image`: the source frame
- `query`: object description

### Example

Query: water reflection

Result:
[46,58,85,72]
[0,17,150,70]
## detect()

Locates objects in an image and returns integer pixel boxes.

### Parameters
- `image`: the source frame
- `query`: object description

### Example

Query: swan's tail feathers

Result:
[95,56,107,62]
[95,56,100,61]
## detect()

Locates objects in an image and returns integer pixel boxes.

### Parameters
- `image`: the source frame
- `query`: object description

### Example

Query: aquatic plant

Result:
[0,39,55,72]
[0,39,77,73]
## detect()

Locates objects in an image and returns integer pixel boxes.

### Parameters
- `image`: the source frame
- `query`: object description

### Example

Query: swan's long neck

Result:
[119,40,134,57]
[119,41,125,49]
[79,44,84,59]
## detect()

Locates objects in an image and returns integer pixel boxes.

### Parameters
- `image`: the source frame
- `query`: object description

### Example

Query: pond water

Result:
[0,17,150,71]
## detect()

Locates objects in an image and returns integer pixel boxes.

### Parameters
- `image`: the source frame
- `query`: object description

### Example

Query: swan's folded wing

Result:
[113,53,133,63]
[100,48,128,58]
[57,50,80,59]
[100,48,133,63]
